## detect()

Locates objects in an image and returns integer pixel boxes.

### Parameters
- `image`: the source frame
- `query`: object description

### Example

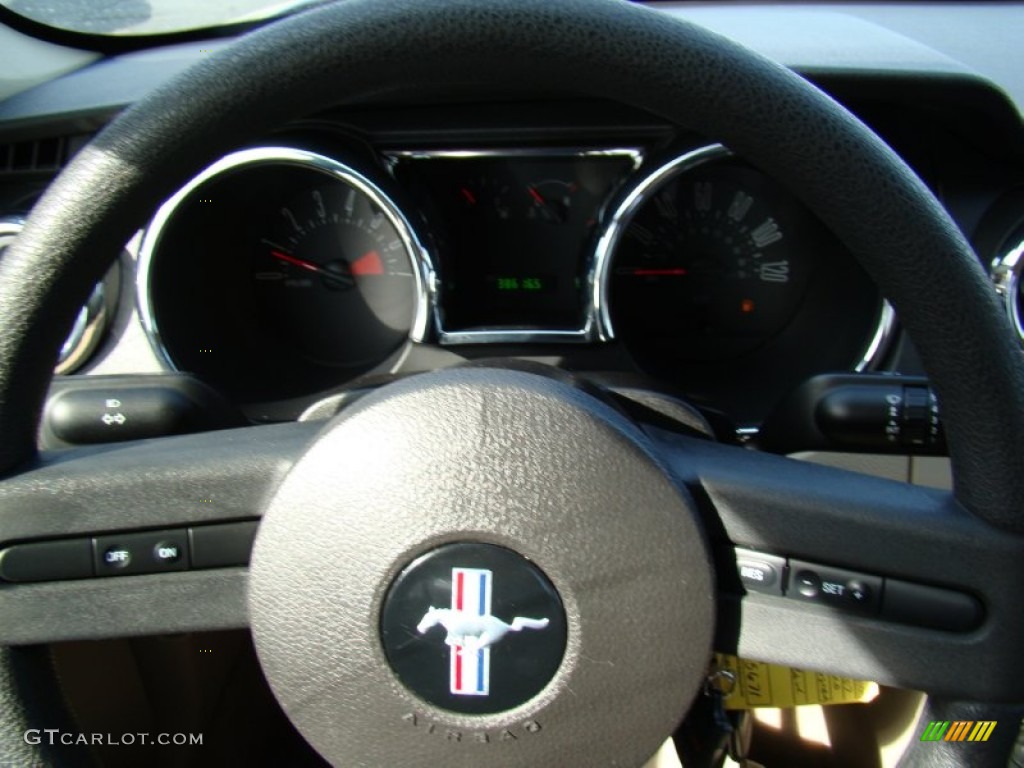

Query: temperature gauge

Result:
[526,179,578,224]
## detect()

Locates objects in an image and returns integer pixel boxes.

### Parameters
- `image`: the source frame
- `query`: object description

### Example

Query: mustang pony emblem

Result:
[417,607,550,652]
[417,567,550,696]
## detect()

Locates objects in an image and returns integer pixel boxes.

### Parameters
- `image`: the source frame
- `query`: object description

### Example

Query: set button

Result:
[732,548,981,631]
[786,560,881,614]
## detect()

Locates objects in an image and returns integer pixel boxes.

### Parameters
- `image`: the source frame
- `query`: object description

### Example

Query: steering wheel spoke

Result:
[0,422,316,644]
[649,427,1024,703]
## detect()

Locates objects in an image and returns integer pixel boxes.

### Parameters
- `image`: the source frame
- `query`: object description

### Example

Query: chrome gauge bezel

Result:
[1,216,115,375]
[592,143,896,371]
[136,146,435,371]
[385,146,644,345]
[55,280,111,375]
[991,238,1024,344]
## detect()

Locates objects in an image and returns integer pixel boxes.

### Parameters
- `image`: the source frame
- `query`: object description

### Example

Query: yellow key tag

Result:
[713,653,879,709]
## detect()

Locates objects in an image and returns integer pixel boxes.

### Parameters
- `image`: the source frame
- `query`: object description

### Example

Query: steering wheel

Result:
[1,0,1022,765]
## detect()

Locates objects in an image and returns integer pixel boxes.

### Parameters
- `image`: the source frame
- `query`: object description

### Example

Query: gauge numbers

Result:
[610,161,810,361]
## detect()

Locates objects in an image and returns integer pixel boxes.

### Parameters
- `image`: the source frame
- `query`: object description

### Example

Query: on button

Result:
[153,542,182,563]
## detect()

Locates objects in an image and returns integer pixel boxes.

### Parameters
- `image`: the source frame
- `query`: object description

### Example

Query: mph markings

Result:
[727,190,754,222]
[622,178,790,284]
[751,218,783,248]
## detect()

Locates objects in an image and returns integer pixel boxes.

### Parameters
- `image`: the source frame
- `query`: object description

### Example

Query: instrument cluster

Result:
[138,137,890,423]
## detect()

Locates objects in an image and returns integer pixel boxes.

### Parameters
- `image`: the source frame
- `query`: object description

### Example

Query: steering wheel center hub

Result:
[248,368,715,766]
[380,541,567,714]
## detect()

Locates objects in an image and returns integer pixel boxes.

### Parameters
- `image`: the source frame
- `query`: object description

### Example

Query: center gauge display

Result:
[391,149,639,342]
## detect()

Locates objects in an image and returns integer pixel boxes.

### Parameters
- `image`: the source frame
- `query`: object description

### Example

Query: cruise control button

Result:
[93,530,189,576]
[734,548,786,595]
[102,546,132,569]
[820,578,846,597]
[153,541,182,564]
[794,569,821,597]
[847,580,872,604]
[786,560,881,615]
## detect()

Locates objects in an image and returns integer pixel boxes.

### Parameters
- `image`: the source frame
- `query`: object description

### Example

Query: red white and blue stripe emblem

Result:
[450,567,492,696]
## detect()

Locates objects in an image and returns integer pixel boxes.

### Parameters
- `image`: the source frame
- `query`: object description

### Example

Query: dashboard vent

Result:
[0,134,91,175]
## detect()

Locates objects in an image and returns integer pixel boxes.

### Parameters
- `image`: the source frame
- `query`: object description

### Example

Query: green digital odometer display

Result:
[493,276,556,293]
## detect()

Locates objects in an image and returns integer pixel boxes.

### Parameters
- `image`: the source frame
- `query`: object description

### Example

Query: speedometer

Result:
[599,145,892,424]
[607,149,811,361]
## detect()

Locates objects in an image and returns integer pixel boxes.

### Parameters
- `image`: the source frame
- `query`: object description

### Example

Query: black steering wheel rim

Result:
[0,0,1022,765]
[2,0,1022,526]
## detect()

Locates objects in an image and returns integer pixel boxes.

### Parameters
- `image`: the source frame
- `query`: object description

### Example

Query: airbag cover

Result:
[249,368,714,767]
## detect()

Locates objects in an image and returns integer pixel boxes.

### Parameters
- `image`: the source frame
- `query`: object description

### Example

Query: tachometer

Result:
[139,148,429,405]
[252,181,417,367]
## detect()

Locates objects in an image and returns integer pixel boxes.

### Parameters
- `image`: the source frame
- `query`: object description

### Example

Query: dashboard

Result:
[1,4,1024,767]
[129,123,887,425]
[1,2,1023,437]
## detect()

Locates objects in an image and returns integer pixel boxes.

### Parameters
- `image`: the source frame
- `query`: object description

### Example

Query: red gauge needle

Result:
[270,249,327,275]
[270,249,384,283]
[620,267,688,276]
[527,187,545,205]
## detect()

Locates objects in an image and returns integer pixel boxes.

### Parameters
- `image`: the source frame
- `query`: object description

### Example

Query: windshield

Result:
[1,0,323,36]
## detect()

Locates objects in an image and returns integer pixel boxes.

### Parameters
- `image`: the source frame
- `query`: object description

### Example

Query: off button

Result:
[102,546,132,569]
